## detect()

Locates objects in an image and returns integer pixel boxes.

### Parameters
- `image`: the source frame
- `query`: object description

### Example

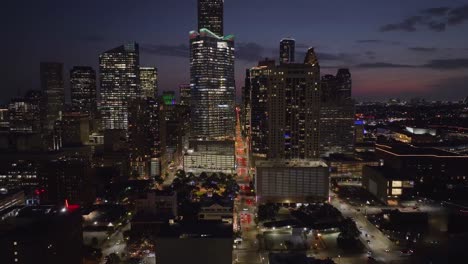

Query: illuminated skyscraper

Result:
[70,66,96,115]
[198,0,224,36]
[190,0,235,139]
[245,59,275,158]
[140,67,158,98]
[99,43,140,130]
[280,38,295,64]
[40,62,64,130]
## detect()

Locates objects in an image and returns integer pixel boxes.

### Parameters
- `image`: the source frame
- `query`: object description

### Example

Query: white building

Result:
[255,159,329,204]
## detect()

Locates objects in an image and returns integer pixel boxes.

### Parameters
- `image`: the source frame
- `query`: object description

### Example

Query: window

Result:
[391,188,402,196]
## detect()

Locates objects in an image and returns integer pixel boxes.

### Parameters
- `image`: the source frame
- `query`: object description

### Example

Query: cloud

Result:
[141,44,188,57]
[423,58,468,70]
[356,39,383,44]
[380,16,425,32]
[380,4,468,32]
[317,52,358,64]
[364,51,376,60]
[236,42,265,62]
[356,62,414,68]
[409,47,438,52]
[356,58,468,70]
[448,4,468,25]
[422,7,450,16]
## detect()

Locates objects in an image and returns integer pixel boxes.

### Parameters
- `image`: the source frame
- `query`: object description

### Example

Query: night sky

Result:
[2,0,468,103]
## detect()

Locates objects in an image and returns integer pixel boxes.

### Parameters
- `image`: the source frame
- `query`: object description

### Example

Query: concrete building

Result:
[183,140,235,174]
[156,221,233,264]
[362,166,415,205]
[135,190,178,217]
[255,159,329,204]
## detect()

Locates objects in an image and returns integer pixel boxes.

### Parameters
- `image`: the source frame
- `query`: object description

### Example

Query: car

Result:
[364,233,368,237]
[385,248,390,252]
[366,240,371,244]
[367,251,372,256]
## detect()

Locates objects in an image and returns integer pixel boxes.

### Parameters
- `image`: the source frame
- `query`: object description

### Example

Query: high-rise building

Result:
[280,38,295,64]
[246,59,275,158]
[190,29,235,139]
[40,62,64,130]
[319,69,355,156]
[179,84,191,106]
[128,97,164,177]
[198,0,224,36]
[70,66,97,115]
[268,48,321,159]
[99,43,140,130]
[140,67,158,98]
[8,96,41,133]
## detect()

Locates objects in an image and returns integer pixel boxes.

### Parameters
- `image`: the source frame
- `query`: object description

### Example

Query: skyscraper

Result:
[190,2,235,139]
[179,84,191,106]
[319,69,355,156]
[280,38,295,64]
[246,59,275,158]
[40,62,64,130]
[70,66,97,115]
[268,48,321,159]
[99,43,140,130]
[198,0,224,36]
[140,67,158,98]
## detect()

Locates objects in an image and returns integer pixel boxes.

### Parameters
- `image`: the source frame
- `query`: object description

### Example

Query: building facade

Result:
[255,160,329,204]
[70,66,97,115]
[99,43,140,130]
[198,0,224,36]
[189,29,235,139]
[280,38,295,64]
[40,62,64,131]
[140,67,158,98]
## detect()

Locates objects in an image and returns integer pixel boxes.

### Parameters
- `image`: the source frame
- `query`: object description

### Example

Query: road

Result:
[330,193,409,263]
[100,223,130,263]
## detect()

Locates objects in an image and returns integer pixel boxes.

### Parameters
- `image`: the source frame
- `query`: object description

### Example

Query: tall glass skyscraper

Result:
[70,66,97,115]
[190,1,235,139]
[40,62,64,130]
[280,38,295,64]
[198,0,224,36]
[139,67,158,98]
[99,43,140,130]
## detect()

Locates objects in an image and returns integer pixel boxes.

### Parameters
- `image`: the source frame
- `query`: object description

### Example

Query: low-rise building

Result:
[362,166,415,205]
[255,159,329,204]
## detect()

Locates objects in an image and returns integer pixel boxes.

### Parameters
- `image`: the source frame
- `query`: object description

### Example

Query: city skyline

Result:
[3,0,468,103]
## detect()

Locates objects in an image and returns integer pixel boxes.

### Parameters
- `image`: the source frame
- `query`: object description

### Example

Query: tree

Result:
[155,174,164,185]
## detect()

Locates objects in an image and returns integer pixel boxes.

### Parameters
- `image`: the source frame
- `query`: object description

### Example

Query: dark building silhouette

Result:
[198,0,224,36]
[0,206,83,264]
[280,38,295,64]
[70,66,97,116]
[319,69,355,156]
[40,62,64,131]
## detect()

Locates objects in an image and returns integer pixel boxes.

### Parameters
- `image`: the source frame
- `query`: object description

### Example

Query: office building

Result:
[140,66,158,98]
[70,66,97,115]
[183,140,235,174]
[179,84,191,106]
[268,48,321,159]
[246,59,275,158]
[8,97,41,133]
[0,206,83,264]
[255,160,329,204]
[190,29,235,139]
[280,38,295,64]
[61,112,90,147]
[156,221,233,264]
[362,166,415,205]
[99,43,140,130]
[319,69,355,156]
[198,0,224,36]
[128,97,164,178]
[40,62,64,130]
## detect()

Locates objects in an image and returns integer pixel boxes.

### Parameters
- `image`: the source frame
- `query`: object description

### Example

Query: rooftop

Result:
[157,220,233,238]
[256,159,328,168]
[364,165,411,180]
[376,143,468,158]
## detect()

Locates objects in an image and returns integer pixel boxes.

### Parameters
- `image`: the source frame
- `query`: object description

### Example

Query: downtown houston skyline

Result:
[2,0,468,103]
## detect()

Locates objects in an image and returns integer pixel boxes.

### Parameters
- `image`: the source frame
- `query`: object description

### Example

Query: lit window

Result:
[392,181,402,188]
[392,188,402,196]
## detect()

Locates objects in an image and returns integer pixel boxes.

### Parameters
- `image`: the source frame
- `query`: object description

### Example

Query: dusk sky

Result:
[2,0,468,103]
